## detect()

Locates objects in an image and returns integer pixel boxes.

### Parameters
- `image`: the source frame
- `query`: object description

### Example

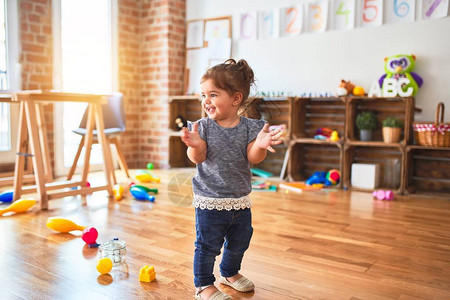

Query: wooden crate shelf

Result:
[169,136,195,168]
[288,142,343,186]
[404,146,450,195]
[168,96,203,132]
[291,97,346,140]
[345,96,414,145]
[343,145,404,194]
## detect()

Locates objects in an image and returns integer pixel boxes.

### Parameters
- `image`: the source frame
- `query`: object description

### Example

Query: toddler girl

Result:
[181,59,282,300]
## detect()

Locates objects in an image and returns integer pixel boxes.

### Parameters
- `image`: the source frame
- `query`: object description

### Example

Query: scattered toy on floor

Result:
[146,163,154,170]
[97,257,113,274]
[82,227,100,248]
[0,190,13,203]
[130,186,155,202]
[135,170,160,183]
[129,184,158,194]
[46,217,86,233]
[251,168,273,178]
[0,198,36,216]
[113,184,124,201]
[373,190,394,201]
[139,265,156,282]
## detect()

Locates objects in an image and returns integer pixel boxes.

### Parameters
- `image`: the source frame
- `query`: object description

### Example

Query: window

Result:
[0,0,20,163]
[53,0,118,176]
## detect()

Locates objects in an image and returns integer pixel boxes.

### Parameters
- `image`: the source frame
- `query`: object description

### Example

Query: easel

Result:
[12,91,115,210]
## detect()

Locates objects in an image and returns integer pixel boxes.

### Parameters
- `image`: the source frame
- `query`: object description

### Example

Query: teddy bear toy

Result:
[336,79,355,96]
[175,115,185,131]
[379,54,423,96]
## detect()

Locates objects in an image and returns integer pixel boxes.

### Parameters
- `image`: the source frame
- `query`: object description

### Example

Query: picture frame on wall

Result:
[186,19,205,49]
[204,16,232,42]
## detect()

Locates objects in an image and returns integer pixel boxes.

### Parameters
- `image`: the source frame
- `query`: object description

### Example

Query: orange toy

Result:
[0,199,36,216]
[46,217,86,233]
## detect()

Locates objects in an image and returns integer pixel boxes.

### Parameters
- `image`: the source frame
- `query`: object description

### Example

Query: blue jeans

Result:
[194,208,253,287]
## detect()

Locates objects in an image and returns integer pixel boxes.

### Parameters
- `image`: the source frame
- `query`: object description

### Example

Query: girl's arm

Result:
[247,123,282,164]
[181,122,207,164]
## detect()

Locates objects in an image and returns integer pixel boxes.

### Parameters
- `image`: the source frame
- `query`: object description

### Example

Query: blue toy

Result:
[0,190,13,203]
[130,186,155,202]
[306,171,340,186]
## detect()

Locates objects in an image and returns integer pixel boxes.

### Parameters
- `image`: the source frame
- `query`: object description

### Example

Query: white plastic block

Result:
[351,163,380,189]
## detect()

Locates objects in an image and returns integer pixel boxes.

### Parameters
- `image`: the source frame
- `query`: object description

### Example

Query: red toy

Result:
[82,227,100,248]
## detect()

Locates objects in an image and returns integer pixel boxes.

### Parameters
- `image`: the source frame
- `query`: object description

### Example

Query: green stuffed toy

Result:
[379,54,423,96]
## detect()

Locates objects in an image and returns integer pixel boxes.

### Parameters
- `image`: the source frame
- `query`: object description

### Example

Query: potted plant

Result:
[356,111,377,141]
[382,117,403,143]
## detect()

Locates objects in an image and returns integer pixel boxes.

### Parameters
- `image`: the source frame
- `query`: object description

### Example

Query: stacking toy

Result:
[129,184,158,194]
[46,217,86,233]
[146,163,154,170]
[135,170,160,183]
[130,186,155,202]
[0,190,13,203]
[0,199,36,216]
[82,227,100,248]
[139,265,156,282]
[96,257,113,274]
[113,184,124,201]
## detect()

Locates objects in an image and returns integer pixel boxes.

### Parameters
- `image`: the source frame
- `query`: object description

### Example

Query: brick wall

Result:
[118,0,142,169]
[138,0,186,169]
[14,0,186,173]
[19,0,54,173]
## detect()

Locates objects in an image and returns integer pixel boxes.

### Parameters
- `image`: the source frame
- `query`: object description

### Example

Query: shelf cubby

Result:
[343,144,404,193]
[404,146,450,195]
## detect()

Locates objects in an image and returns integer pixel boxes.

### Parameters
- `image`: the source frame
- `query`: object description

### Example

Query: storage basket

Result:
[413,102,450,147]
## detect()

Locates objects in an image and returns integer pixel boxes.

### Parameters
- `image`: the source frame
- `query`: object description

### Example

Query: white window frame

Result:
[52,0,119,176]
[0,0,21,163]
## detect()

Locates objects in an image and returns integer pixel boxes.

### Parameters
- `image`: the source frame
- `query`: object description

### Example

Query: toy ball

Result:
[96,257,113,274]
[146,163,154,170]
[326,169,340,185]
[353,86,365,96]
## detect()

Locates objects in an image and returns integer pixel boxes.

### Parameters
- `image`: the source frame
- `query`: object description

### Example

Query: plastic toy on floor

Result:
[129,183,158,194]
[0,190,13,203]
[46,217,86,233]
[97,257,113,274]
[0,198,36,216]
[130,186,155,202]
[373,190,394,201]
[82,227,100,248]
[113,184,124,201]
[135,170,160,183]
[139,265,156,282]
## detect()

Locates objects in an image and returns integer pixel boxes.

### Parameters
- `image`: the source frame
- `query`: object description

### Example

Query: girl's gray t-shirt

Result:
[187,116,266,198]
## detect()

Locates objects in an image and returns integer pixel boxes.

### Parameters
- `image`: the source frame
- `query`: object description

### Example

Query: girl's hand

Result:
[254,123,283,153]
[181,122,203,148]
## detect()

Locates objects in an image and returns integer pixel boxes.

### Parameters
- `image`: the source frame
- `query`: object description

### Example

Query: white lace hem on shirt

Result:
[193,194,251,211]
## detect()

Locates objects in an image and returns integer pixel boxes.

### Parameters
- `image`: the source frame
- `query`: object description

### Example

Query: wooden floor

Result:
[1,169,450,300]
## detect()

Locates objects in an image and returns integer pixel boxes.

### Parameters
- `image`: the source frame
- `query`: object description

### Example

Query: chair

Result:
[67,93,130,182]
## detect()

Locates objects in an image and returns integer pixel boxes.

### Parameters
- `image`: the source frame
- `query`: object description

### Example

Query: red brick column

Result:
[118,0,142,169]
[19,0,54,172]
[139,0,186,169]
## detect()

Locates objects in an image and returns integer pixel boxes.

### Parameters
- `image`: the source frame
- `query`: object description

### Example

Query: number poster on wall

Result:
[236,0,448,40]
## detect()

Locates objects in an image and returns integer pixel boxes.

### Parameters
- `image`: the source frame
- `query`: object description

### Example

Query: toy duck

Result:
[329,131,339,142]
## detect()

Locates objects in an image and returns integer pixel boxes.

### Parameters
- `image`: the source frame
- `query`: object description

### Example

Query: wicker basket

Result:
[413,102,450,147]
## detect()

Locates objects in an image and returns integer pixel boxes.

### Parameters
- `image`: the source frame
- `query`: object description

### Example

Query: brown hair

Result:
[201,59,256,105]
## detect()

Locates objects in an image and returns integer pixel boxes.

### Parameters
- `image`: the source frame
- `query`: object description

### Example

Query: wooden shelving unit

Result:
[404,145,450,196]
[167,95,450,196]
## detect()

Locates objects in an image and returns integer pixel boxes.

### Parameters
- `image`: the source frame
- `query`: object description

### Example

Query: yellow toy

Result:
[46,217,86,233]
[329,131,340,142]
[135,170,160,183]
[353,86,365,96]
[97,257,113,274]
[113,184,124,201]
[139,265,156,282]
[0,199,36,216]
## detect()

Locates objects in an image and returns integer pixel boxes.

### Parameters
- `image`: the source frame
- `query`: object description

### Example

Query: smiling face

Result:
[201,79,241,124]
